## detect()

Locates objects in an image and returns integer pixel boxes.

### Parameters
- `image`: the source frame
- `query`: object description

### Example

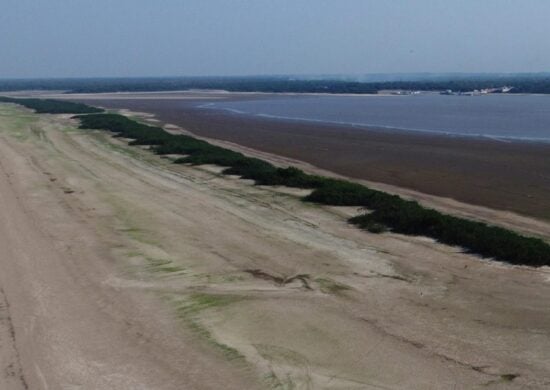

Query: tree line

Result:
[2,75,550,94]
[0,96,103,114]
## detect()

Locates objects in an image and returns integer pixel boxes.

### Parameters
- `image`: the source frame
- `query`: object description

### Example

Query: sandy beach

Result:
[54,92,550,222]
[1,102,550,388]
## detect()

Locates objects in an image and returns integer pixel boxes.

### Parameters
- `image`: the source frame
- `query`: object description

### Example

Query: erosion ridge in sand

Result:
[1,103,550,389]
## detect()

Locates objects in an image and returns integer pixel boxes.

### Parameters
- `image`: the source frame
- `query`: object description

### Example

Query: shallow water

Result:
[201,94,550,141]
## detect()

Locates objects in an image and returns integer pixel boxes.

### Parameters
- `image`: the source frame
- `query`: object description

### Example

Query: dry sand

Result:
[1,103,550,389]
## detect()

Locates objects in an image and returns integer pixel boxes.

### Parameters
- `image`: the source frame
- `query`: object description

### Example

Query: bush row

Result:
[350,202,550,266]
[74,113,550,267]
[0,96,103,114]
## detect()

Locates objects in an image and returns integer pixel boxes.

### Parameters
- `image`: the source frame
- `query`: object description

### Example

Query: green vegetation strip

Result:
[0,96,103,114]
[3,97,549,266]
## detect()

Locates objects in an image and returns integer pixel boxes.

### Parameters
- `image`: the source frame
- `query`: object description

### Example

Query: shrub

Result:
[0,96,103,114]
[350,205,550,266]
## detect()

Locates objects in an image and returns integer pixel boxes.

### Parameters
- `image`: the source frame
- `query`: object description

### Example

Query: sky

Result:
[1,0,550,79]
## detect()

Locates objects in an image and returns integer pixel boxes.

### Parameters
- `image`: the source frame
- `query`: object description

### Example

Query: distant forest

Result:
[1,75,550,94]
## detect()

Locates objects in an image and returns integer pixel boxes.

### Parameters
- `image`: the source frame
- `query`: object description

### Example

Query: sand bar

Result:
[1,103,550,388]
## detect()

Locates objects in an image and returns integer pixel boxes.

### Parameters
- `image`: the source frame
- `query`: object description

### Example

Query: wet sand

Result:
[55,93,550,221]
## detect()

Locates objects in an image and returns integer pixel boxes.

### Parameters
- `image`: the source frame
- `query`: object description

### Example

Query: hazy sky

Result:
[2,0,550,78]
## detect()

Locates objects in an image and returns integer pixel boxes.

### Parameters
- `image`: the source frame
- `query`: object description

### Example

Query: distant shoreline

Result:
[11,88,550,99]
